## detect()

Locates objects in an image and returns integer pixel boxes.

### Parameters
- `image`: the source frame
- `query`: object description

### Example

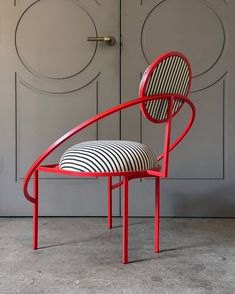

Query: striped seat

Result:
[59,140,157,173]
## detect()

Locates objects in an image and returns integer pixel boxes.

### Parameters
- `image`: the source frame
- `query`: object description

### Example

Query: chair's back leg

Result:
[33,170,39,250]
[122,176,129,264]
[154,176,160,253]
[107,176,112,229]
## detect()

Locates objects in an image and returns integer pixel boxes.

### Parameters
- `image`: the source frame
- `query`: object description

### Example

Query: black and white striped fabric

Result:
[142,54,190,121]
[59,140,157,172]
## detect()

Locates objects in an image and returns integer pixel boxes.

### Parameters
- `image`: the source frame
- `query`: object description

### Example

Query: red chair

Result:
[23,51,195,264]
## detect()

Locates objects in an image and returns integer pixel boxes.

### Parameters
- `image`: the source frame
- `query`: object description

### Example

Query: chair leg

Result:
[32,170,38,250]
[154,177,160,253]
[108,176,112,229]
[122,176,129,264]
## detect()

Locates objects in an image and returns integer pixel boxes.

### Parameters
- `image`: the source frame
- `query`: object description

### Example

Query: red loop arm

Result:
[23,94,195,203]
[157,96,196,161]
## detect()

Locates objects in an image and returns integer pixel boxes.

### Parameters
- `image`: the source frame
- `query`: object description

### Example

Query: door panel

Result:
[0,0,120,216]
[1,0,235,217]
[121,0,235,216]
[18,81,98,179]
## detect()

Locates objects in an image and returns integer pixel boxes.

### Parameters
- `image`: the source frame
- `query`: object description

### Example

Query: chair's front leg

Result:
[33,170,39,250]
[122,176,129,264]
[154,176,160,253]
[107,176,112,229]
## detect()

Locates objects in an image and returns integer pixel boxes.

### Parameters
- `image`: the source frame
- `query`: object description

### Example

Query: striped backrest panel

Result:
[139,52,192,122]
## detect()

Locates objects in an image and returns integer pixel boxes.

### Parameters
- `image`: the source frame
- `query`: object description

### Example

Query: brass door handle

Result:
[87,36,116,46]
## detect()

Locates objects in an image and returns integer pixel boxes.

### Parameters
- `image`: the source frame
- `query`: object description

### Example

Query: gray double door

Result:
[0,0,234,216]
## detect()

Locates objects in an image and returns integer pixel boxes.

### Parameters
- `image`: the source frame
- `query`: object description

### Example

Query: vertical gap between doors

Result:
[119,0,122,217]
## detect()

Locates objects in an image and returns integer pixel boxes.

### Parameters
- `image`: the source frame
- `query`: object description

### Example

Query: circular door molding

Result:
[15,0,98,80]
[141,0,226,78]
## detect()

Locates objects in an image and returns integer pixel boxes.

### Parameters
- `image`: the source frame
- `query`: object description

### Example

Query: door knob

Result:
[87,36,116,46]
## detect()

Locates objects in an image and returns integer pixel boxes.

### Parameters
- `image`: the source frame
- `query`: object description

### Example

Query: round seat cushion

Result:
[59,140,157,173]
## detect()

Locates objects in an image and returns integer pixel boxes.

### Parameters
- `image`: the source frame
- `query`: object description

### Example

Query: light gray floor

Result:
[0,218,234,294]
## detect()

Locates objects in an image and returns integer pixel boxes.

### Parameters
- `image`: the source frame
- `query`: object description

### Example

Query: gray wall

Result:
[121,0,235,217]
[0,0,234,216]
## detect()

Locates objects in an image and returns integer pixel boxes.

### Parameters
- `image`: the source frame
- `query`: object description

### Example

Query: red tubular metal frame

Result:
[33,170,38,250]
[154,177,160,253]
[22,52,195,264]
[23,94,195,202]
[108,176,112,229]
[22,94,195,263]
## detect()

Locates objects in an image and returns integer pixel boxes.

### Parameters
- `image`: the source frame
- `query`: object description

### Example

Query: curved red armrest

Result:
[157,99,195,161]
[23,94,195,203]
